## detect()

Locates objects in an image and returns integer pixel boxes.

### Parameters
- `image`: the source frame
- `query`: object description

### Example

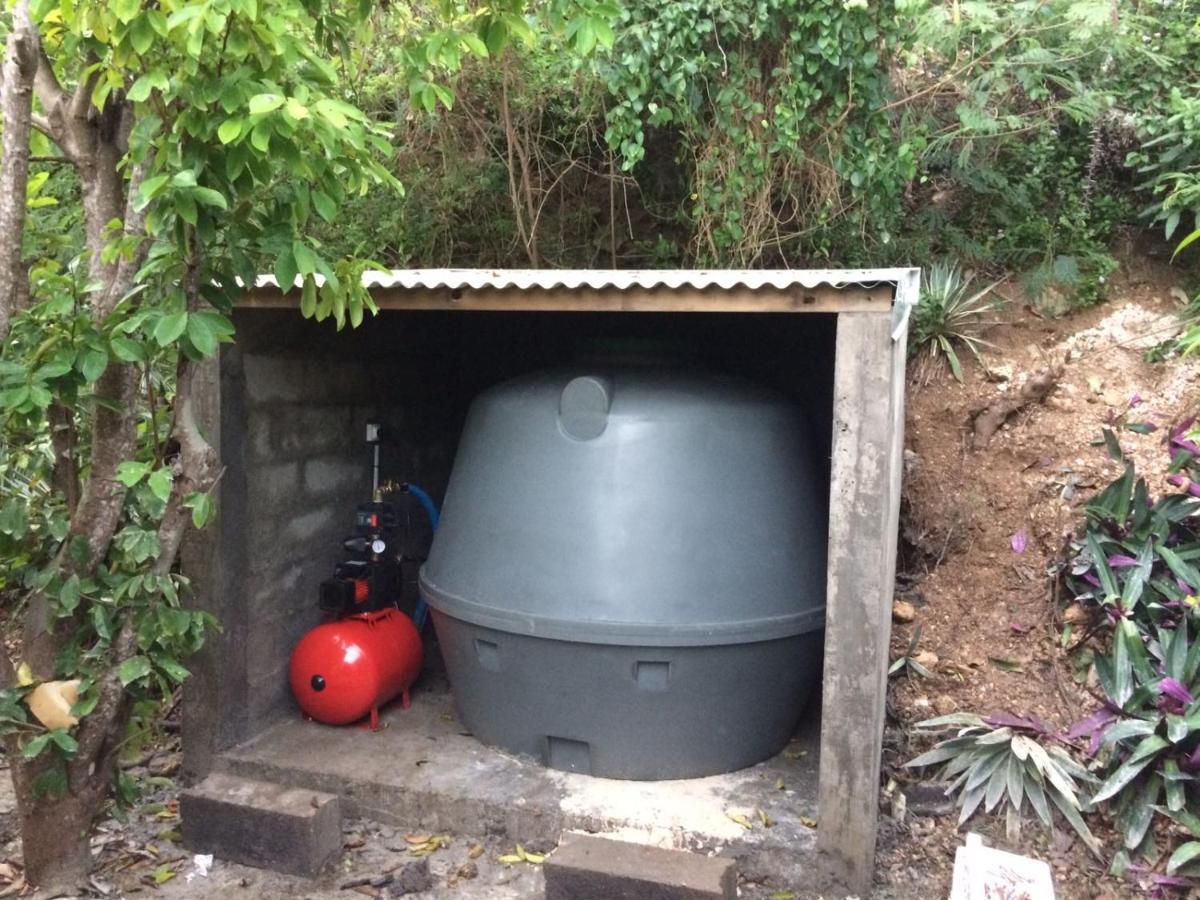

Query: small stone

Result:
[456,861,478,881]
[891,791,907,825]
[893,600,917,623]
[494,867,522,886]
[912,696,932,712]
[148,752,181,778]
[913,650,939,671]
[1062,604,1090,626]
[905,783,956,818]
[985,362,1014,382]
[933,694,956,715]
[389,858,432,896]
[1087,376,1104,395]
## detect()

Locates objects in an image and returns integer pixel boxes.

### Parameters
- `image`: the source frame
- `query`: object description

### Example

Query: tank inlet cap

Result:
[558,376,612,441]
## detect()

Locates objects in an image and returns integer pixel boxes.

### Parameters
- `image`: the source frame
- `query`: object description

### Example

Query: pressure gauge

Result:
[371,539,386,555]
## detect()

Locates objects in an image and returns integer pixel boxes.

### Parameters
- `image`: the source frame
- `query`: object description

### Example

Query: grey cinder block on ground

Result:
[181,772,342,876]
[544,833,737,900]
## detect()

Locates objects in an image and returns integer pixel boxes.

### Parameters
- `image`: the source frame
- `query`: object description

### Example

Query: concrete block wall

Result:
[195,310,464,741]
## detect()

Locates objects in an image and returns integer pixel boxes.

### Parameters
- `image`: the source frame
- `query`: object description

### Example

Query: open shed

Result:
[181,268,917,894]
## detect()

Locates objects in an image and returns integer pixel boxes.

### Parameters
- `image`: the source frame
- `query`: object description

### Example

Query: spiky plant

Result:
[910,262,1001,382]
[906,712,1101,853]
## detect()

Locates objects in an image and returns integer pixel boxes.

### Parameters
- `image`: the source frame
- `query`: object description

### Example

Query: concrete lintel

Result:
[816,310,906,893]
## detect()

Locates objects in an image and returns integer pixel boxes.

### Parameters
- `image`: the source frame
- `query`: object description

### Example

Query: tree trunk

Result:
[18,795,93,894]
[11,757,98,895]
[0,0,38,342]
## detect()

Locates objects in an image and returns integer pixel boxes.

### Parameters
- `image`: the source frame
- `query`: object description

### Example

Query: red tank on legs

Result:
[289,608,423,728]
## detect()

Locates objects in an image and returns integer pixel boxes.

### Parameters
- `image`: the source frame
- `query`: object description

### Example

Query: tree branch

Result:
[29,111,53,141]
[103,158,151,314]
[31,43,65,117]
[68,620,135,791]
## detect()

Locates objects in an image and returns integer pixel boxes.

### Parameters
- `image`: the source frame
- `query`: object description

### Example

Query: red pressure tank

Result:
[289,608,423,728]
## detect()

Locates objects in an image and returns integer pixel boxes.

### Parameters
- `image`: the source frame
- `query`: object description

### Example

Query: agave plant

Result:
[906,712,1101,853]
[889,623,933,679]
[909,261,1001,382]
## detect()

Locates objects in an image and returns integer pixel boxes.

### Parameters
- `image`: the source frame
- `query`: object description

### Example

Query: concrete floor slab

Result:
[215,671,821,874]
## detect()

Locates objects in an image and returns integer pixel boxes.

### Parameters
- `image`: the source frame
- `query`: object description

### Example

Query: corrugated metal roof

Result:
[254,267,915,292]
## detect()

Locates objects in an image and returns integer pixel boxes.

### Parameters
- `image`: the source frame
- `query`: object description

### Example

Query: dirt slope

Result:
[879,258,1200,898]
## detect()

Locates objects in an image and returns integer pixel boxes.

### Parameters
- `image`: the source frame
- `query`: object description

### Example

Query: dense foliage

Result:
[306,0,1200,303]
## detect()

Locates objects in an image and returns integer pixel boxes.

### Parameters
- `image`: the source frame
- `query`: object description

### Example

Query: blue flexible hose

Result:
[404,483,439,630]
[405,482,440,531]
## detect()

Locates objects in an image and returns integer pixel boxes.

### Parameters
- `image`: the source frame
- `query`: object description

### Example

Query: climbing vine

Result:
[598,0,918,264]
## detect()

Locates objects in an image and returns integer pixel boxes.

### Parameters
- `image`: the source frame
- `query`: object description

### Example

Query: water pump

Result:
[288,423,430,730]
[317,500,401,616]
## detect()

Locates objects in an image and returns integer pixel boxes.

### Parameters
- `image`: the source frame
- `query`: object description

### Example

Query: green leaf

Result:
[1118,772,1160,850]
[1174,228,1200,260]
[154,654,190,684]
[78,348,108,383]
[129,15,155,54]
[59,574,81,615]
[22,733,52,759]
[147,466,173,502]
[118,655,153,686]
[1048,786,1102,858]
[1165,760,1187,811]
[1102,428,1124,461]
[1160,806,1200,838]
[460,33,488,57]
[0,501,28,538]
[109,335,146,363]
[192,187,227,210]
[274,247,299,292]
[1168,841,1200,875]
[1087,532,1121,603]
[154,311,188,347]
[32,767,67,798]
[248,93,285,115]
[186,312,218,357]
[135,174,170,210]
[300,275,317,317]
[217,117,243,144]
[116,460,152,487]
[127,70,168,103]
[1093,736,1168,804]
[292,240,319,276]
[185,492,214,529]
[312,191,336,223]
[250,121,271,153]
[49,729,78,755]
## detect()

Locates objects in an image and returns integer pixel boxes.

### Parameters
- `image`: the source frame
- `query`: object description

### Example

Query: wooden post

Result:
[817,310,907,893]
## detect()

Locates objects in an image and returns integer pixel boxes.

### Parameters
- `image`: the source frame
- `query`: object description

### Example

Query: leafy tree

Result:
[0,0,614,892]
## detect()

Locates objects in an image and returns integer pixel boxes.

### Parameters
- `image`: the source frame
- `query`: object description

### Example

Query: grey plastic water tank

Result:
[419,365,826,780]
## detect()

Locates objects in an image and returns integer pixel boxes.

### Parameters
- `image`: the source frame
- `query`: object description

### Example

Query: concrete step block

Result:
[181,772,342,876]
[544,833,736,900]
